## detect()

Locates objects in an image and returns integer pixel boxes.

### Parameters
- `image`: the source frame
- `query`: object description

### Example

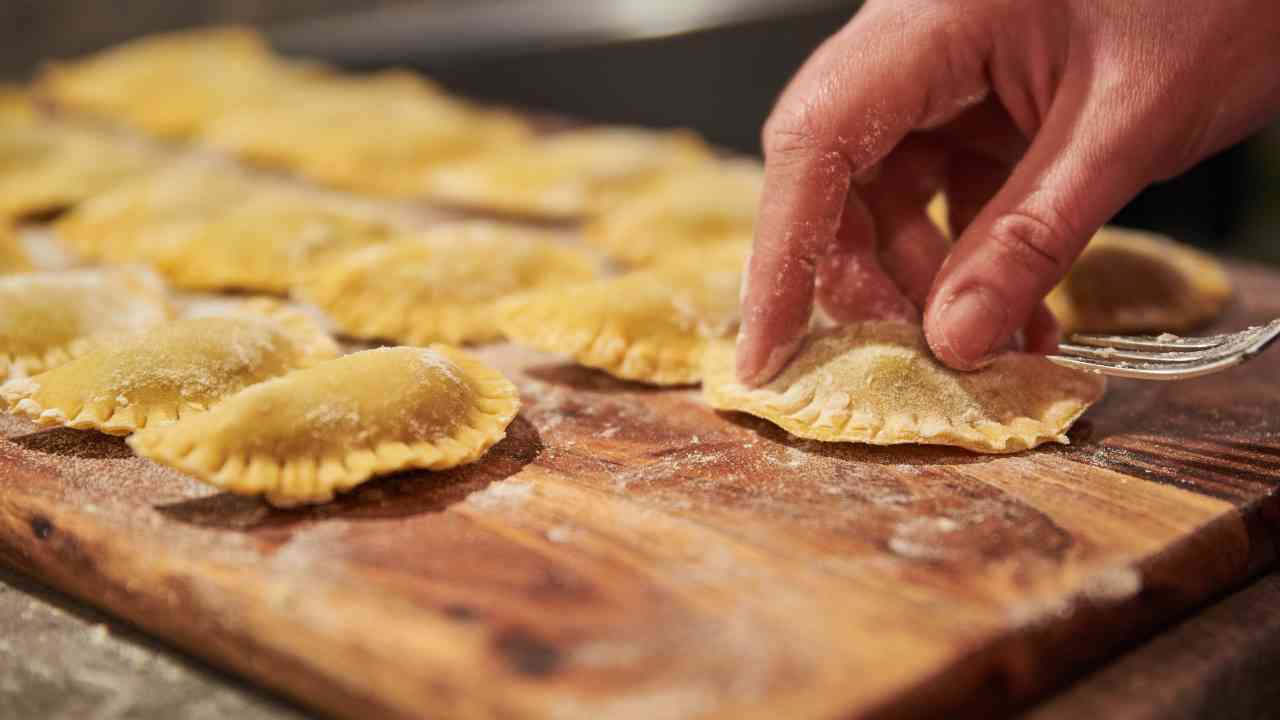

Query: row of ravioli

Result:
[1,171,1231,394]
[0,215,1232,469]
[3,26,1232,390]
[1,27,765,388]
[0,149,757,385]
[9,26,752,225]
[0,152,1233,471]
[0,22,761,506]
[0,27,1237,471]
[0,267,519,507]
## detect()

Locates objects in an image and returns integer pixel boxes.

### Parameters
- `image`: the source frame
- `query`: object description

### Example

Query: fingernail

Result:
[934,286,1007,369]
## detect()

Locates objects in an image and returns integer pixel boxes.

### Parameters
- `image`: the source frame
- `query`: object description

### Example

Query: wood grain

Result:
[1,263,1277,720]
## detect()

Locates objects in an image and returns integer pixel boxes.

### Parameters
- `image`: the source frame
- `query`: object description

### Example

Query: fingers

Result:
[737,1,995,386]
[924,95,1155,370]
[861,136,952,310]
[875,208,951,311]
[815,190,918,324]
[1021,302,1061,354]
[944,150,1010,239]
[736,151,850,386]
[930,97,1029,167]
[936,98,1026,236]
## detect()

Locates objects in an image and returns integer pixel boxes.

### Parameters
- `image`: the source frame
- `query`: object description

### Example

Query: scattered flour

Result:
[546,525,574,544]
[1082,566,1143,603]
[467,479,534,510]
[17,226,78,271]
[414,347,462,383]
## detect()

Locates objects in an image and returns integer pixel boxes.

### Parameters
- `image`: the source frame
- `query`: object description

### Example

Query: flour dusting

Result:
[467,479,534,510]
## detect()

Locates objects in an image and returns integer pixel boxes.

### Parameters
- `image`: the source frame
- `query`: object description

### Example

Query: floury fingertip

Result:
[927,286,1007,370]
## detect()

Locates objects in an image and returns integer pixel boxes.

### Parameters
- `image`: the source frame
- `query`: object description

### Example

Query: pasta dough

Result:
[147,198,398,293]
[55,161,260,261]
[202,69,530,196]
[56,162,398,292]
[701,322,1106,453]
[0,120,159,221]
[2,299,338,435]
[128,346,520,507]
[498,245,746,385]
[39,27,313,138]
[1047,226,1232,334]
[422,127,714,219]
[296,221,597,345]
[583,159,761,266]
[0,267,171,381]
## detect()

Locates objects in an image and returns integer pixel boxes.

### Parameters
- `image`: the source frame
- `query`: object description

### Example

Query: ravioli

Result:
[498,245,746,385]
[2,299,338,435]
[56,162,398,292]
[702,322,1106,453]
[422,127,714,219]
[296,221,597,345]
[39,27,312,138]
[128,346,520,507]
[202,69,530,196]
[152,198,398,293]
[0,267,171,381]
[583,159,761,266]
[0,121,159,221]
[1047,226,1232,334]
[55,161,258,261]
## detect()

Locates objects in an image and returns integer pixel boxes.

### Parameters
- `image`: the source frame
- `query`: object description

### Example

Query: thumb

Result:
[923,98,1155,369]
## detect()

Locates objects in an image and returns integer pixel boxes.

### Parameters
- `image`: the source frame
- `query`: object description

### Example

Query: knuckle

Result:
[762,100,828,162]
[988,208,1077,281]
[931,10,987,76]
[913,1,991,125]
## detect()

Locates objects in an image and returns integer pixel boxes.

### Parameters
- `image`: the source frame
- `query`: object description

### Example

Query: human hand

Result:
[736,0,1280,383]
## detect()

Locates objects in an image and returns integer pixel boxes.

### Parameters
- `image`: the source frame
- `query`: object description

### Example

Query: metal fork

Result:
[1046,318,1280,380]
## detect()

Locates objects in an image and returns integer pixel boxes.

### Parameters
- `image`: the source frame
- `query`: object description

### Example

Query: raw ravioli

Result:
[701,322,1106,454]
[129,347,520,507]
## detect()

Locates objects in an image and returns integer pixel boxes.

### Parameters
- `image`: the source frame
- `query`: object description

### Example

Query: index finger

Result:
[736,1,993,385]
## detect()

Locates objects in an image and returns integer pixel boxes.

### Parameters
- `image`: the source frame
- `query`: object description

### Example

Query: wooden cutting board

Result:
[1,263,1277,720]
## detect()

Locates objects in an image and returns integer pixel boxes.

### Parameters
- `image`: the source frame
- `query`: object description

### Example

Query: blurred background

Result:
[2,0,1277,266]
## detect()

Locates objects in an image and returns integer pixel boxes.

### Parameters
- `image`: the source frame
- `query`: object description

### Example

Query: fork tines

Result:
[1046,319,1280,380]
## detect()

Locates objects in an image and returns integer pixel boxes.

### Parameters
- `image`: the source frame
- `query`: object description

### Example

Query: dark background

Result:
[2,0,1277,266]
